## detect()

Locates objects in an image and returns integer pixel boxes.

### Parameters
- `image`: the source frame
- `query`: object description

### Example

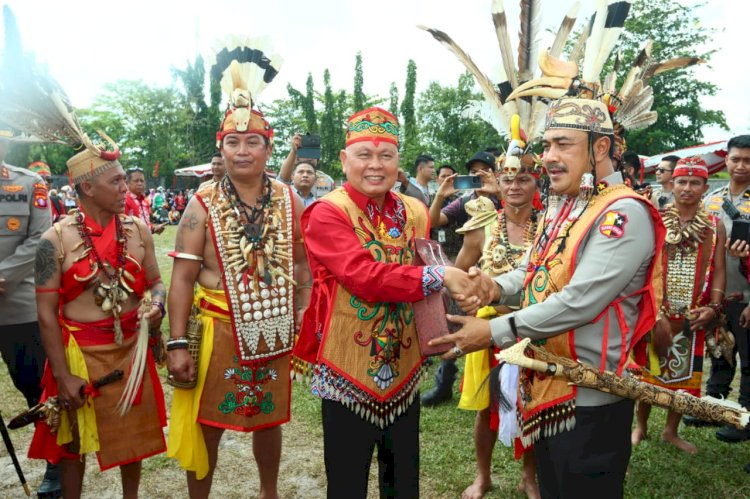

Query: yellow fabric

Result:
[57,327,99,454]
[166,285,225,480]
[647,337,662,376]
[458,306,498,411]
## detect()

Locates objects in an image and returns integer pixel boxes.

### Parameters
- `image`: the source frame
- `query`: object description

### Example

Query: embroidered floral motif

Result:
[218,361,278,417]
[349,209,415,390]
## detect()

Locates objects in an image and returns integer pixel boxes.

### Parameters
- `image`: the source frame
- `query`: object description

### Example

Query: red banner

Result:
[152,161,160,178]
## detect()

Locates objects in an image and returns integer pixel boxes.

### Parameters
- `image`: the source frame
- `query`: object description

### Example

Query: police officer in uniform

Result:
[0,128,60,498]
[702,134,750,444]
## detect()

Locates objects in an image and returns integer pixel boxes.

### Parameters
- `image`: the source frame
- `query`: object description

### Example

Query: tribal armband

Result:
[168,251,204,261]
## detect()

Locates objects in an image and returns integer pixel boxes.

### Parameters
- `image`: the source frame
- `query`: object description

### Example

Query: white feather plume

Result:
[582,0,608,82]
[208,35,283,106]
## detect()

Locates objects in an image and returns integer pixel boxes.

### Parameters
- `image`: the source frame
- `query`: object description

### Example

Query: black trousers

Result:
[322,398,420,499]
[0,321,46,407]
[706,301,750,408]
[534,399,634,499]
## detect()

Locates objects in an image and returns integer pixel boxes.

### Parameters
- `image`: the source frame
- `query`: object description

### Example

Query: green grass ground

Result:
[152,225,750,497]
[2,224,750,497]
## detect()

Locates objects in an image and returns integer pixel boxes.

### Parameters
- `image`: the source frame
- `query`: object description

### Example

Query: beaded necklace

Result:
[72,209,129,344]
[218,175,293,290]
[483,211,535,276]
[221,174,273,243]
[661,207,712,317]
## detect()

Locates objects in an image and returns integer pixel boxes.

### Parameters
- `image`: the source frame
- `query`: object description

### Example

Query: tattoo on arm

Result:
[151,287,166,302]
[35,238,57,285]
[185,212,199,231]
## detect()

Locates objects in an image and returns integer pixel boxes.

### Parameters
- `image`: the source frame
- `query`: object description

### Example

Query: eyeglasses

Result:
[655,168,672,174]
[126,167,144,173]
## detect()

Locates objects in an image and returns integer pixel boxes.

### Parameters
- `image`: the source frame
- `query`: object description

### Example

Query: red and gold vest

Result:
[306,188,429,426]
[518,184,664,444]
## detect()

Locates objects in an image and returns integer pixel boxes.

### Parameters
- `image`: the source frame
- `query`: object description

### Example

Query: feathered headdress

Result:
[419,0,580,181]
[504,0,703,157]
[0,6,121,183]
[419,0,581,148]
[208,36,283,148]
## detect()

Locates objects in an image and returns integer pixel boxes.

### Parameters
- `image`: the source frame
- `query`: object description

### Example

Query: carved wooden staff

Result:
[498,338,750,429]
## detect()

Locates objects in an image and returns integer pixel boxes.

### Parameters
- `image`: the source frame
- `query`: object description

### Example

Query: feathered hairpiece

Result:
[209,36,282,148]
[419,0,583,147]
[0,6,120,181]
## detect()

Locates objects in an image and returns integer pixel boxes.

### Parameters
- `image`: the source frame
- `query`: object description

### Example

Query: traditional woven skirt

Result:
[29,310,166,470]
[168,287,291,479]
[641,324,706,397]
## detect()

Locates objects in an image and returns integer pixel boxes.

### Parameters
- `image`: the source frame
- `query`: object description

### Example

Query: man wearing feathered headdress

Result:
[165,39,310,498]
[451,142,543,498]
[424,0,708,494]
[0,9,168,496]
[24,132,168,498]
[293,106,487,496]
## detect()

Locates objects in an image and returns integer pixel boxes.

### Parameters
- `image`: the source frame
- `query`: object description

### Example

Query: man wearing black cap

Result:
[422,150,502,406]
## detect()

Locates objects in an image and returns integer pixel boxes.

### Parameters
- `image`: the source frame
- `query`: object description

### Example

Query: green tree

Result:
[265,95,306,169]
[303,73,319,134]
[319,69,341,174]
[389,82,399,116]
[85,80,193,180]
[353,52,365,112]
[606,0,726,154]
[417,73,501,168]
[400,60,419,160]
[5,142,74,175]
[172,55,217,165]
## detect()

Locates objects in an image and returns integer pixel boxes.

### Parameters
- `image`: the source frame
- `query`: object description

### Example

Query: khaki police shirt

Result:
[490,172,655,407]
[0,163,52,325]
[704,185,750,302]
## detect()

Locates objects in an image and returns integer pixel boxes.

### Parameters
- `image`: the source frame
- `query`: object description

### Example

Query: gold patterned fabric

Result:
[314,189,427,427]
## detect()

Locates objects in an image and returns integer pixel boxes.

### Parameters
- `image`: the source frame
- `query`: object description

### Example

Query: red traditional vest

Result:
[518,184,664,445]
[302,188,429,427]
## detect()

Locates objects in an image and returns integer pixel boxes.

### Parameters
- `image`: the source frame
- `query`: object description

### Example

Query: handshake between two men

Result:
[432,267,505,361]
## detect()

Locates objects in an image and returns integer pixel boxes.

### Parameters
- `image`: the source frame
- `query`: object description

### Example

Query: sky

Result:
[1,0,747,150]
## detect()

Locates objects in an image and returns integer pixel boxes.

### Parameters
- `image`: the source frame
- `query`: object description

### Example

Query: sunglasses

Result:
[655,168,672,174]
[126,167,144,173]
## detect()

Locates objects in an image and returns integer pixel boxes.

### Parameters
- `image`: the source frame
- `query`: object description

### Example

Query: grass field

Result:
[2,224,750,497]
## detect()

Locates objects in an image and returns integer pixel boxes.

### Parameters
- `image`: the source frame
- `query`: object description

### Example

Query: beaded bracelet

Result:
[152,301,166,318]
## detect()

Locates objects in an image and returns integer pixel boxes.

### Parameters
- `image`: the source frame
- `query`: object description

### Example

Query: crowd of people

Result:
[2,5,750,499]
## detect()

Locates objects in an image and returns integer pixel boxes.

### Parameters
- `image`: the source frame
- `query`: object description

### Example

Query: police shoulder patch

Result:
[599,210,628,239]
[33,182,48,209]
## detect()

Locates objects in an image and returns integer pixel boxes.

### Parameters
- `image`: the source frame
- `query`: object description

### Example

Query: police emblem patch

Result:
[6,217,21,231]
[599,210,628,239]
[2,184,23,193]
